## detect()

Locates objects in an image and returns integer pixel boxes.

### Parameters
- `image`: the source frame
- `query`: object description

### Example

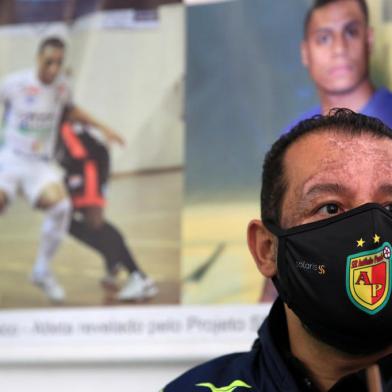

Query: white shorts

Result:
[0,148,62,206]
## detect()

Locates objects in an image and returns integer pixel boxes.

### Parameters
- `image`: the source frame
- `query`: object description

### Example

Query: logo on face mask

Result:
[295,260,327,275]
[346,241,391,315]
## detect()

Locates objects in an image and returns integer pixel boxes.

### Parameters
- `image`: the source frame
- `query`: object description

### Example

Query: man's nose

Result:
[49,64,60,76]
[332,34,348,56]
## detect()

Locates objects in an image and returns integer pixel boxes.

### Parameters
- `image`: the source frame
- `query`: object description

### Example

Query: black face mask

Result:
[264,203,392,355]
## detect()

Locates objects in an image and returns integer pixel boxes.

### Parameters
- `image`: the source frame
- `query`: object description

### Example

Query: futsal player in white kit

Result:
[0,37,123,303]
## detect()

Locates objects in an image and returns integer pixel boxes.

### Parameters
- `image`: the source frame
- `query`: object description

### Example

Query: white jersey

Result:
[0,69,72,159]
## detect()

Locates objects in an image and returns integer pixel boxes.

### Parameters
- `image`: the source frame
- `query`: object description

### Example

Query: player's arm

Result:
[65,105,125,145]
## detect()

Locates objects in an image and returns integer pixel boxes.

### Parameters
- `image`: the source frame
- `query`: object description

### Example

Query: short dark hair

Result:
[38,36,65,54]
[304,0,369,37]
[261,108,392,225]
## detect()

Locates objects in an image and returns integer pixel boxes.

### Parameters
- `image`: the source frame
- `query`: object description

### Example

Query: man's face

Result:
[301,0,372,95]
[280,131,392,229]
[37,46,64,84]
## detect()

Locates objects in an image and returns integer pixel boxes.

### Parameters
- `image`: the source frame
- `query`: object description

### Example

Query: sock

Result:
[32,198,72,279]
[69,219,144,276]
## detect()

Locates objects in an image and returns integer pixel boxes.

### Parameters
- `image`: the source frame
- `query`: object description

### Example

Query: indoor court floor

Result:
[182,201,264,304]
[0,170,181,308]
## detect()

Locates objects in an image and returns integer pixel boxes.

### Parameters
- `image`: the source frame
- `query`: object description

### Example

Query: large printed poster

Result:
[1,0,391,364]
[0,0,183,309]
[0,0,188,362]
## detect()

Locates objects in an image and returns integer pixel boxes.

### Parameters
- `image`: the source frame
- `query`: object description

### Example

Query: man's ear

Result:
[247,219,277,278]
[301,40,309,67]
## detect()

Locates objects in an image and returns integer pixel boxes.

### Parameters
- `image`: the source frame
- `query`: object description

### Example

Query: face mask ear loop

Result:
[262,220,290,301]
[263,220,296,305]
[274,235,292,306]
[263,219,285,238]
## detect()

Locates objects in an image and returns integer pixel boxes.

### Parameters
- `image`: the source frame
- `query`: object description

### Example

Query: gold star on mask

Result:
[357,238,365,247]
[373,234,381,244]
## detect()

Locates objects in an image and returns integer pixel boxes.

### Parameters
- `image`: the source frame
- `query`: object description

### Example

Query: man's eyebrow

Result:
[311,19,362,34]
[343,19,363,29]
[312,26,332,34]
[303,183,349,198]
[346,19,361,25]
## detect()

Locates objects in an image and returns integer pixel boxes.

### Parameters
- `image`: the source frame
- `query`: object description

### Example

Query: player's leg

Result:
[24,163,71,303]
[82,207,144,276]
[70,207,157,300]
[0,149,19,212]
[89,218,157,301]
[0,189,8,214]
[101,217,158,301]
[0,190,9,213]
[69,207,119,275]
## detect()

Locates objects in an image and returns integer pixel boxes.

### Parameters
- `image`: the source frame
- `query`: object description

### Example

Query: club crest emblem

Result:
[346,242,391,314]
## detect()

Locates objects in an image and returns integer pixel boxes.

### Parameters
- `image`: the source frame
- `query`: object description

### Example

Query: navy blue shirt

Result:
[163,299,391,391]
[284,87,392,133]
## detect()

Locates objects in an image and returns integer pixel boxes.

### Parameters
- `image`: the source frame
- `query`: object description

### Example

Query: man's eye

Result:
[315,33,330,45]
[345,27,359,38]
[45,59,62,66]
[318,203,340,215]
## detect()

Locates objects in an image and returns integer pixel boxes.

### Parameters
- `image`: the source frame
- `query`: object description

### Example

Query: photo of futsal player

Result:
[57,121,158,302]
[0,37,125,303]
[0,2,183,307]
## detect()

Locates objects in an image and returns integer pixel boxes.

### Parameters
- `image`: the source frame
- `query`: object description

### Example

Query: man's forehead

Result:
[40,46,64,57]
[277,131,392,227]
[283,131,392,190]
[307,0,365,32]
